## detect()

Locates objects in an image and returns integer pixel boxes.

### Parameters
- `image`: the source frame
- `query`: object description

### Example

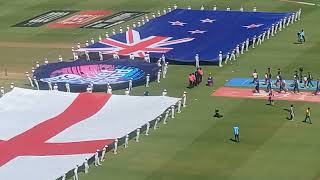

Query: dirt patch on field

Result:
[0,41,73,49]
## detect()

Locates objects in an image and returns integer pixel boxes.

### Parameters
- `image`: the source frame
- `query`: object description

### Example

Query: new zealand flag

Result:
[78,9,292,63]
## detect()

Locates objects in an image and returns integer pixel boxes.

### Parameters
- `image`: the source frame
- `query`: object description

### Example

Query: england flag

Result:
[0,88,179,179]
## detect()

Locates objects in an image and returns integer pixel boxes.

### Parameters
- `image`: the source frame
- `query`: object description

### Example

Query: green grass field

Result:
[1,0,320,179]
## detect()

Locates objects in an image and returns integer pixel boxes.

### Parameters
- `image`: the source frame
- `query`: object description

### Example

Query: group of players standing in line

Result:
[252,67,320,95]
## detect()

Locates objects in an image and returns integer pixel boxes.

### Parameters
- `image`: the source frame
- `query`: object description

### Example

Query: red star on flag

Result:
[169,21,187,26]
[242,23,264,29]
[188,30,207,34]
[200,18,216,23]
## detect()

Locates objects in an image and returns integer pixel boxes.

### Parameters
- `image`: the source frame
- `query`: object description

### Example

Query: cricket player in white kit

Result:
[73,165,79,180]
[195,54,200,68]
[94,150,101,166]
[136,128,140,142]
[283,17,287,29]
[146,74,150,87]
[58,55,63,62]
[114,139,118,154]
[257,34,262,45]
[125,88,130,95]
[272,24,275,36]
[0,87,4,97]
[61,173,66,180]
[162,89,167,96]
[47,81,52,90]
[107,85,112,94]
[240,6,244,12]
[128,78,133,91]
[33,77,39,90]
[154,117,159,130]
[73,50,79,60]
[26,72,34,87]
[163,62,168,78]
[163,110,169,124]
[44,58,49,65]
[144,52,150,63]
[241,42,245,54]
[85,51,90,61]
[65,83,70,93]
[252,35,256,48]
[245,38,249,51]
[236,45,240,57]
[224,53,230,64]
[84,159,89,174]
[173,4,178,9]
[99,51,103,61]
[125,134,129,148]
[129,54,135,60]
[113,52,120,59]
[230,50,236,61]
[182,91,187,107]
[171,105,175,118]
[177,100,182,113]
[145,122,150,135]
[53,83,58,91]
[218,51,223,67]
[161,54,166,65]
[101,145,107,161]
[157,70,161,83]
[10,82,14,89]
[267,28,271,39]
[262,32,266,42]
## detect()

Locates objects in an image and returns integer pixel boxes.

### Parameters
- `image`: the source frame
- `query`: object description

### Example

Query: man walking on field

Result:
[303,107,312,124]
[233,125,240,142]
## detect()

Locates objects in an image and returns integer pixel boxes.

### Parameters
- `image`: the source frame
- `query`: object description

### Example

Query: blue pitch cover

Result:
[79,9,292,63]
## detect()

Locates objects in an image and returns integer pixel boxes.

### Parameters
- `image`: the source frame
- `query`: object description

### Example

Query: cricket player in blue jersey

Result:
[233,125,240,142]
[300,29,305,43]
[255,79,260,93]
[314,79,320,95]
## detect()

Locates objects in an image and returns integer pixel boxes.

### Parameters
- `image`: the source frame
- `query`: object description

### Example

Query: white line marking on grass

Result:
[280,0,316,6]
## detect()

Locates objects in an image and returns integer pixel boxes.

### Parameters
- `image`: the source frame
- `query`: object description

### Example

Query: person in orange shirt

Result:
[197,68,203,83]
[191,73,196,86]
[188,73,194,88]
[303,107,312,124]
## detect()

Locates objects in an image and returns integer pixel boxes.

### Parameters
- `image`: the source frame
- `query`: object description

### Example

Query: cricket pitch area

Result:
[212,87,320,103]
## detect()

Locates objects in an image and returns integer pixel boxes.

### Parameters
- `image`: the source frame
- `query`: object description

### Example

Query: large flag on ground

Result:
[0,88,179,180]
[78,9,292,63]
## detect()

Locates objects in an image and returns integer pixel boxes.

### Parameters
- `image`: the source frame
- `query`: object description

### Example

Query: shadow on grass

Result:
[229,138,237,143]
